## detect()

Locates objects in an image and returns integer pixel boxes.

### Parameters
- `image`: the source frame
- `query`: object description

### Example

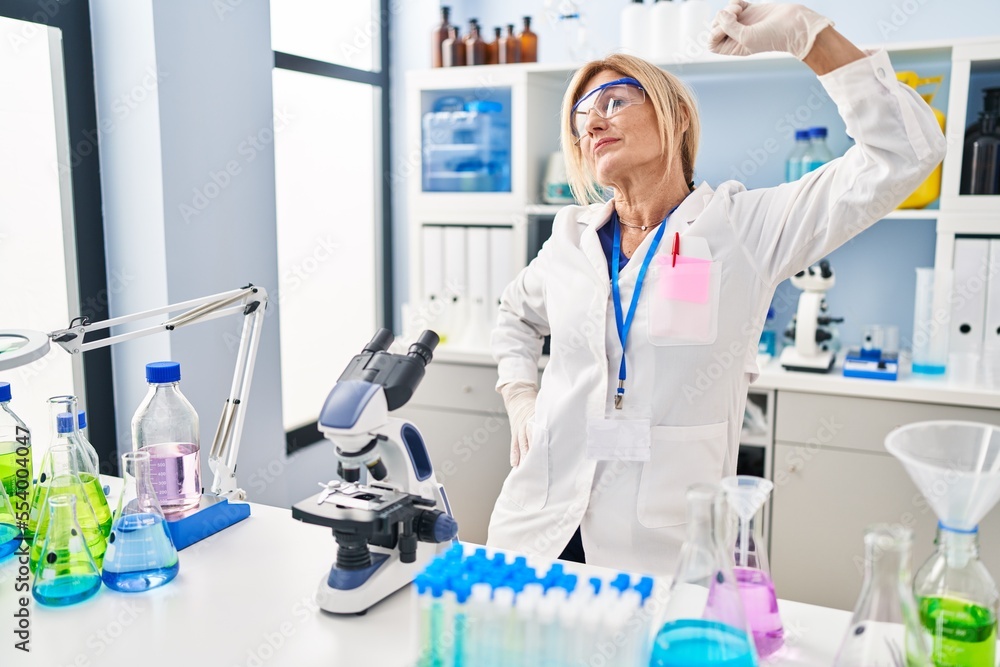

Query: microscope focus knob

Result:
[416,509,459,544]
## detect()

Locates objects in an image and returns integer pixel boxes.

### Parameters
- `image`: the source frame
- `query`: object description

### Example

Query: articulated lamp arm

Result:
[47,284,268,501]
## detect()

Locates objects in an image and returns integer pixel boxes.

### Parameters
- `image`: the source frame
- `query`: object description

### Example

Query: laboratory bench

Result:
[0,498,852,666]
[396,350,1000,611]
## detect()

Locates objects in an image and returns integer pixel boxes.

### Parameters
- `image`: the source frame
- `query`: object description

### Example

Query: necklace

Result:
[617,218,663,232]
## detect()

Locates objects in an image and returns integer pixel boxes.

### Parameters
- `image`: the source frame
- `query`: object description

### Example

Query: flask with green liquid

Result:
[914,523,998,667]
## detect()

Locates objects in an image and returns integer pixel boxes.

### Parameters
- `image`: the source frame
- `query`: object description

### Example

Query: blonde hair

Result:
[561,54,701,204]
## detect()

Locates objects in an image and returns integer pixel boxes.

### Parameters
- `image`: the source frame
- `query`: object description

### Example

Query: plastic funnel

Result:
[721,476,774,522]
[721,476,773,570]
[885,421,1000,532]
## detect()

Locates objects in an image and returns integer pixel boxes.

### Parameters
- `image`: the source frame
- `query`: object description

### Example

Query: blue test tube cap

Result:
[560,574,578,593]
[56,412,74,434]
[492,553,507,567]
[474,547,488,559]
[635,576,655,602]
[429,577,446,599]
[78,410,87,430]
[414,575,429,595]
[0,382,10,403]
[513,555,527,568]
[610,573,632,593]
[454,580,472,604]
[589,577,602,595]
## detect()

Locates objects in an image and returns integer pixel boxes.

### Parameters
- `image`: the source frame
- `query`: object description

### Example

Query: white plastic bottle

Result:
[620,0,649,58]
[786,129,811,182]
[131,361,201,512]
[648,0,681,63]
[801,126,835,175]
[679,0,712,58]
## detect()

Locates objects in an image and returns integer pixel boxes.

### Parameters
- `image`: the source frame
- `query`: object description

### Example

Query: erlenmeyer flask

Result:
[27,397,111,542]
[914,524,998,666]
[29,443,107,572]
[719,476,783,658]
[0,481,21,560]
[102,451,179,592]
[650,484,758,667]
[32,493,102,606]
[832,524,931,667]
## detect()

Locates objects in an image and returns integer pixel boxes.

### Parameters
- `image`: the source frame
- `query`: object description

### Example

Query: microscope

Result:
[779,259,844,373]
[292,329,458,615]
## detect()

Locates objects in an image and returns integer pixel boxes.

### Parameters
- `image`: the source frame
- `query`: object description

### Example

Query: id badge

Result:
[586,405,651,462]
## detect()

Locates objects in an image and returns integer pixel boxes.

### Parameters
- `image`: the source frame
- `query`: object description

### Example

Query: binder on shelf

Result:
[985,238,1000,351]
[466,227,491,305]
[489,227,515,309]
[443,225,468,298]
[949,237,990,356]
[421,225,445,300]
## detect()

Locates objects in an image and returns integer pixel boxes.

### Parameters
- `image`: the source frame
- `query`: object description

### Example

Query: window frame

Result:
[275,0,393,455]
[0,0,117,474]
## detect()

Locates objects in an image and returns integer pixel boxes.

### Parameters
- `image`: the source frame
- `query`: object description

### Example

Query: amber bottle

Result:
[431,6,451,68]
[442,26,464,67]
[466,24,486,65]
[486,26,501,65]
[499,24,521,64]
[518,16,538,63]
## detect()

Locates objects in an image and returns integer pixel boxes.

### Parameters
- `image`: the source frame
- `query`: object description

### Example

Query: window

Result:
[0,0,115,472]
[271,0,392,453]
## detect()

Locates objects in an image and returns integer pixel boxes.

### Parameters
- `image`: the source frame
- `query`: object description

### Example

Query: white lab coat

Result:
[487,50,946,575]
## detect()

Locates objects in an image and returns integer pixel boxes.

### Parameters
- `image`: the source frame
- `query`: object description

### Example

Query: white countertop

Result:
[0,497,851,666]
[753,354,1000,409]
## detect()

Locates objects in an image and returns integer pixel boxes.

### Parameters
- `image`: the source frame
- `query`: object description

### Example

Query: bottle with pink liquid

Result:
[131,362,201,513]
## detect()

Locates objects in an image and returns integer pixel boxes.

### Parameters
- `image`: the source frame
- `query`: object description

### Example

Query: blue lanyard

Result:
[611,206,678,409]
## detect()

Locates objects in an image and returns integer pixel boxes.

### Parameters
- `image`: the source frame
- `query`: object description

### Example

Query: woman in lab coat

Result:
[487,0,947,574]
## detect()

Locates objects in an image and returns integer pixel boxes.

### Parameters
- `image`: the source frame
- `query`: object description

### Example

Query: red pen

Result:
[671,232,680,268]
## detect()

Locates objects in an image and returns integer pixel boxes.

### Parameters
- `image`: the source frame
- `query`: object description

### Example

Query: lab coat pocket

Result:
[648,257,721,346]
[500,422,550,512]
[636,421,728,528]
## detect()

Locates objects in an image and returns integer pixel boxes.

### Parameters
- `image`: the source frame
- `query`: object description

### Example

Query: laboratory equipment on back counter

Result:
[961,87,1000,196]
[651,484,758,667]
[843,324,900,381]
[720,476,783,658]
[886,421,1000,666]
[29,443,107,572]
[132,361,201,513]
[831,524,931,667]
[31,494,103,607]
[291,329,458,615]
[620,0,649,59]
[649,0,682,64]
[779,259,843,372]
[0,482,20,560]
[0,381,31,510]
[912,267,951,375]
[101,450,179,593]
[500,24,521,64]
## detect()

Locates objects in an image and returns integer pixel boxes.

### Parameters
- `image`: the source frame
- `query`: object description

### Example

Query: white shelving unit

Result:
[405,36,1000,358]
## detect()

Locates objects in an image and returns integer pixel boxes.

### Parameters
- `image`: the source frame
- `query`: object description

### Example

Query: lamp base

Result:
[163,494,251,550]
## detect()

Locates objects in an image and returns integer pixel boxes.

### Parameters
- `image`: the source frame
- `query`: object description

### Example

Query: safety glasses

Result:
[571,77,646,142]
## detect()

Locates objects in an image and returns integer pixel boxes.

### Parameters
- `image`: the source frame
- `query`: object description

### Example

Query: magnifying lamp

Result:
[0,284,268,549]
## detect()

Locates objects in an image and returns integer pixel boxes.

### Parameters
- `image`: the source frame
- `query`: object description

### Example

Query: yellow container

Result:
[897,71,946,209]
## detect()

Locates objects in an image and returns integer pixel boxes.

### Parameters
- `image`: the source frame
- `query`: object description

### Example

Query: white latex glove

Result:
[500,381,538,467]
[709,1,834,60]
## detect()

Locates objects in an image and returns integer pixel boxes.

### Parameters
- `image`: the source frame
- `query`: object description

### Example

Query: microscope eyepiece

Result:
[363,328,394,354]
[407,330,439,367]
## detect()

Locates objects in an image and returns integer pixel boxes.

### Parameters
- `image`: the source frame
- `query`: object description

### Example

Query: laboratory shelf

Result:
[882,209,939,220]
[525,203,570,215]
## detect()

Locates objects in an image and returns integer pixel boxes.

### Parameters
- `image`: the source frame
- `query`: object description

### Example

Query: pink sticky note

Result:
[657,255,712,303]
